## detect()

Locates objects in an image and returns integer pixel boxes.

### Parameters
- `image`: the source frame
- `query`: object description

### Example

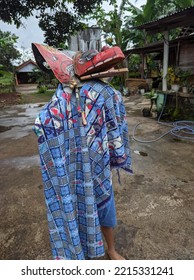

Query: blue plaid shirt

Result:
[34,80,132,259]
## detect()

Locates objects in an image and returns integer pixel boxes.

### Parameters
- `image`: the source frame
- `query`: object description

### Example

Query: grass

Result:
[0,69,54,105]
[21,90,55,104]
[0,70,14,86]
[0,70,14,93]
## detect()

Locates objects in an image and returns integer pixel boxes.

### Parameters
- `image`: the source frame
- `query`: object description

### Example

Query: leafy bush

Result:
[110,76,123,91]
[38,85,47,94]
[0,70,13,86]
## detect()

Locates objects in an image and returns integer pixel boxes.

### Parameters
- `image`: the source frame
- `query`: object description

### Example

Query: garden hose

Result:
[132,94,194,143]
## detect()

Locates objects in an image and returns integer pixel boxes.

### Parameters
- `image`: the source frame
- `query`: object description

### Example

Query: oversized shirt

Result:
[34,80,132,260]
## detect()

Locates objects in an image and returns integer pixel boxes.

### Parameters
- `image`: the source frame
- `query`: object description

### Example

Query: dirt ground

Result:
[0,92,22,108]
[0,93,194,260]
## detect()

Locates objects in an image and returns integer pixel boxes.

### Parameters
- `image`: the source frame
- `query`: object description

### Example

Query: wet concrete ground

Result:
[0,96,194,260]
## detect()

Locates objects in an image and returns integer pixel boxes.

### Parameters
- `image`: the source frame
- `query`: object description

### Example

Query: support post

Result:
[162,31,169,91]
[140,53,144,79]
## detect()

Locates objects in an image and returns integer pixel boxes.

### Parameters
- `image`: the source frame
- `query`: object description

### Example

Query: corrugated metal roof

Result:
[135,5,194,33]
[124,34,194,55]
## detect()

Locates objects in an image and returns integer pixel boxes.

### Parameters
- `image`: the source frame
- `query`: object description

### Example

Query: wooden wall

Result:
[179,41,194,74]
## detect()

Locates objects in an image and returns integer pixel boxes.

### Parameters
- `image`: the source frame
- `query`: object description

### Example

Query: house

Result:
[15,59,38,85]
[125,6,194,92]
[125,34,194,74]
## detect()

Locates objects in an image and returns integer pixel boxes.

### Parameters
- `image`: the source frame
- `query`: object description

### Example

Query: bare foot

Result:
[107,250,126,260]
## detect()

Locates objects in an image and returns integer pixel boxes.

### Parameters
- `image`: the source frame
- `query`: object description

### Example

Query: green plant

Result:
[179,69,191,87]
[0,70,14,86]
[110,76,123,91]
[166,67,191,87]
[38,85,47,94]
[128,54,141,73]
[166,67,181,85]
[143,89,157,99]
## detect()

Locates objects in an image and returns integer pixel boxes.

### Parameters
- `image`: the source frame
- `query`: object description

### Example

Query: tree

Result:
[38,11,86,47]
[87,0,129,49]
[123,0,194,81]
[88,0,194,50]
[0,30,21,70]
[85,0,194,85]
[83,1,146,85]
[141,0,194,22]
[124,0,194,47]
[0,0,103,46]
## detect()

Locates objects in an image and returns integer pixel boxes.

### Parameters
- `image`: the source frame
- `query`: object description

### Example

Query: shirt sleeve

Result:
[104,85,133,174]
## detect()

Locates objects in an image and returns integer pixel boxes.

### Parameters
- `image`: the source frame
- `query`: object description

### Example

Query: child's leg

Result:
[98,187,125,260]
[101,226,125,260]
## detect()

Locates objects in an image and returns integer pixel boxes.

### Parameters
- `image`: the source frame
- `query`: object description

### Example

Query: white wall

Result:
[17,63,37,73]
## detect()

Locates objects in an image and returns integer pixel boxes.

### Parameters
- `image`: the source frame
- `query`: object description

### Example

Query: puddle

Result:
[0,155,40,169]
[0,103,45,139]
[0,125,34,139]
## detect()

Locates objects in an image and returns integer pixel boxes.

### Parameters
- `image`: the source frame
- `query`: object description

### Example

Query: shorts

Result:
[98,188,117,228]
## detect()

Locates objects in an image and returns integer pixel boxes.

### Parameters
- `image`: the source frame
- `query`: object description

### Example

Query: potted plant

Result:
[179,69,191,94]
[142,89,158,118]
[166,66,181,92]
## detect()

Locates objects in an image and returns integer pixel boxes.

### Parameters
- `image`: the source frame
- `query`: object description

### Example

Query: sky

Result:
[0,0,146,49]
